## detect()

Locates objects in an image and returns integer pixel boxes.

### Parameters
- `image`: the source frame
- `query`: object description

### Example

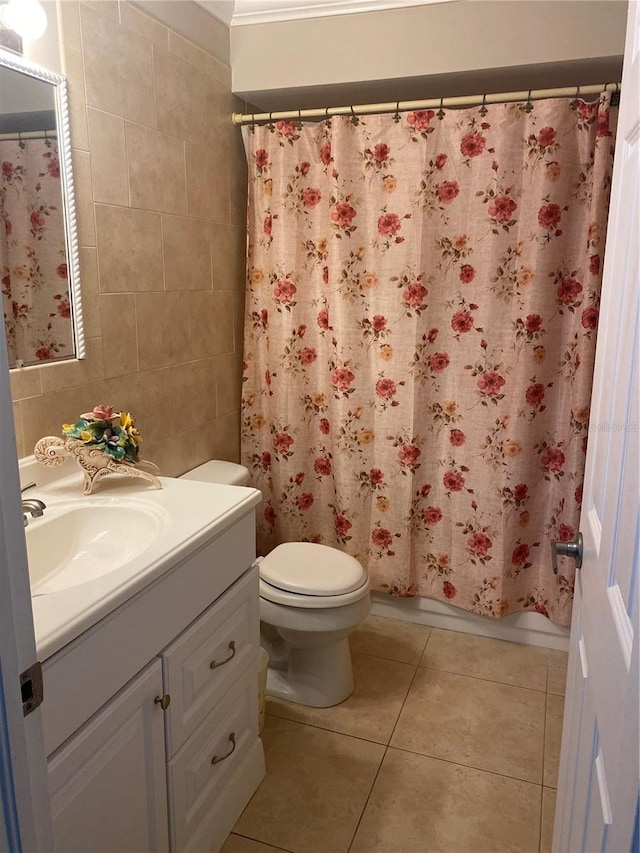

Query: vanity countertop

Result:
[19,458,262,661]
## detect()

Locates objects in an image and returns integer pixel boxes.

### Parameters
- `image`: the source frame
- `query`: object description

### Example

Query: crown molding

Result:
[230,0,454,27]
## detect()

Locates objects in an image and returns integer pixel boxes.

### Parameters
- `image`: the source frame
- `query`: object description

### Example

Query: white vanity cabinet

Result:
[40,507,265,853]
[48,660,169,853]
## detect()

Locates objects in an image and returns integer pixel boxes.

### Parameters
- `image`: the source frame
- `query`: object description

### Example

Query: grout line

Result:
[389,744,543,788]
[538,782,545,853]
[346,743,388,853]
[228,831,295,853]
[262,711,387,748]
[417,663,549,694]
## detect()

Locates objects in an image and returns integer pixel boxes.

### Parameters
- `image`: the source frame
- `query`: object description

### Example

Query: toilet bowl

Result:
[180,461,371,707]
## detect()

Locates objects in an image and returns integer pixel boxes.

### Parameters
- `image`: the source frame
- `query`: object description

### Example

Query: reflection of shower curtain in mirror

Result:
[0,137,72,366]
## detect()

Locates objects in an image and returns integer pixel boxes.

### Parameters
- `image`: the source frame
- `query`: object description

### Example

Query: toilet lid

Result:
[260,542,366,596]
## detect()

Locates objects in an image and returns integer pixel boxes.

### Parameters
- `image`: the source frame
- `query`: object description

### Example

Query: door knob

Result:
[551,532,583,574]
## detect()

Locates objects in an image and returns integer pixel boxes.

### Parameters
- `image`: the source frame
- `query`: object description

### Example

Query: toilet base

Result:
[265,638,354,707]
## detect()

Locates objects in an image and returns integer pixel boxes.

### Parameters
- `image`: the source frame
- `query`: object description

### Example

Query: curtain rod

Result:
[0,129,56,141]
[232,82,620,126]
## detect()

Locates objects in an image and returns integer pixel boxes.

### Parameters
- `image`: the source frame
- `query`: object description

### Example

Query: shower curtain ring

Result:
[267,112,275,132]
[437,96,445,120]
[350,104,358,125]
[570,85,581,110]
[524,89,534,112]
[298,107,302,125]
[479,93,488,117]
[394,100,401,122]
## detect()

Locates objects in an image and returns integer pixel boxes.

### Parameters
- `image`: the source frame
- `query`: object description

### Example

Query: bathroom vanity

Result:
[21,460,264,853]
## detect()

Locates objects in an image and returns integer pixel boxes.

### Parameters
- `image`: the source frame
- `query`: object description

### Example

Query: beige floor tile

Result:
[351,748,541,853]
[350,615,432,664]
[540,787,557,853]
[221,834,291,853]
[421,628,548,691]
[391,667,545,783]
[265,652,415,744]
[544,694,565,788]
[547,650,568,696]
[233,716,384,853]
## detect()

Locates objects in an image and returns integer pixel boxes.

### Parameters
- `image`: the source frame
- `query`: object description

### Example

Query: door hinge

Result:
[20,662,43,717]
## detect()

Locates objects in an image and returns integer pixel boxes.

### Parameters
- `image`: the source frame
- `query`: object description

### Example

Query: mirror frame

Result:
[0,47,85,366]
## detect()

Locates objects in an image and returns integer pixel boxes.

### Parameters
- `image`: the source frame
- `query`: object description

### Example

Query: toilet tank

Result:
[180,460,251,486]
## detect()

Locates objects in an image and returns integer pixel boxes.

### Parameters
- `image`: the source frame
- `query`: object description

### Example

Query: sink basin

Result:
[26,501,166,595]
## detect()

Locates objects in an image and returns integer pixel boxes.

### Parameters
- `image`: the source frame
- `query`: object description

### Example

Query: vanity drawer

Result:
[167,666,259,853]
[162,566,259,756]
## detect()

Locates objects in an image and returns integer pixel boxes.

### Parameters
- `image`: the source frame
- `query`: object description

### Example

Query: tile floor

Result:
[223,616,568,853]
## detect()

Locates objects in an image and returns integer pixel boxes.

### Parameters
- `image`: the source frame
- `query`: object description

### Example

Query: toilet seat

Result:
[259,576,370,609]
[258,542,369,609]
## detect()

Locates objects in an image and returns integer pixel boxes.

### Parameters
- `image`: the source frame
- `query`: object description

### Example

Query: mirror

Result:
[0,48,84,368]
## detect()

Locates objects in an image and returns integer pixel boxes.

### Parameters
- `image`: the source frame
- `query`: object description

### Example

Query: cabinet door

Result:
[48,659,169,853]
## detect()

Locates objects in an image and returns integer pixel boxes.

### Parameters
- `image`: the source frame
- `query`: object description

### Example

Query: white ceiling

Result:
[196,0,453,27]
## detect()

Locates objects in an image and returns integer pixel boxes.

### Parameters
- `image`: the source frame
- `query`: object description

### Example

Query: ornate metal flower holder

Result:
[34,436,162,495]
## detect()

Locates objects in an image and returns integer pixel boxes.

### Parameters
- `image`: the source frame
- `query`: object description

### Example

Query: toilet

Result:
[180,461,371,707]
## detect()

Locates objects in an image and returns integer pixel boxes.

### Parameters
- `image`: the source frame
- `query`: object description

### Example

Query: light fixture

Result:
[0,0,48,42]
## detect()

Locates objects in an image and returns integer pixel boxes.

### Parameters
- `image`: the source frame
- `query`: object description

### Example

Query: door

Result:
[0,291,52,847]
[47,660,169,853]
[553,2,639,850]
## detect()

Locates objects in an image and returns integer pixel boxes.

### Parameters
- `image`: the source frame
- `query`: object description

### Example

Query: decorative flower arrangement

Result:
[62,404,143,464]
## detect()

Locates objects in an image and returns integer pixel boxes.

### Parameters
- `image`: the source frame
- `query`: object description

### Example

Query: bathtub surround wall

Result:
[9,0,247,476]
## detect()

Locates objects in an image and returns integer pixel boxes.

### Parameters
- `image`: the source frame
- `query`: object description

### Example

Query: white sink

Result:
[26,500,166,595]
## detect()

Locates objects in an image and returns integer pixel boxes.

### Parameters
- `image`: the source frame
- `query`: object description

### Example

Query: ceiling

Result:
[195,0,453,27]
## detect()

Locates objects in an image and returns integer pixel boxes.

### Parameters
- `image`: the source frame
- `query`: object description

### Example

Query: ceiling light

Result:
[0,0,48,42]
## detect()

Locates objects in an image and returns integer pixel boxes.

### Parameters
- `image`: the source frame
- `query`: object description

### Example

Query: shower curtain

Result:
[1,137,71,366]
[241,94,616,627]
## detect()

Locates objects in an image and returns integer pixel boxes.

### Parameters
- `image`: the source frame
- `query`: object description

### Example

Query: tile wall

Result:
[10,0,247,476]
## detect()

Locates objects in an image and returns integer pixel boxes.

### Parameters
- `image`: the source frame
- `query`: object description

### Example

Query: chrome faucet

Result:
[22,498,46,526]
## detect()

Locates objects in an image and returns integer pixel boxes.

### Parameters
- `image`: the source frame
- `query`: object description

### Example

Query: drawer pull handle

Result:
[210,640,236,670]
[211,732,236,766]
[154,694,171,711]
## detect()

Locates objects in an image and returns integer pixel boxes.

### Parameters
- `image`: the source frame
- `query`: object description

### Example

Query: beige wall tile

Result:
[232,287,245,355]
[80,3,156,127]
[78,248,101,339]
[62,47,89,152]
[21,381,107,452]
[194,413,240,464]
[119,2,169,48]
[12,402,24,459]
[168,30,227,80]
[125,123,187,215]
[351,748,540,853]
[87,109,129,206]
[72,150,95,247]
[211,224,245,289]
[10,367,42,401]
[80,0,119,21]
[168,359,216,432]
[188,291,234,360]
[99,295,138,378]
[40,338,104,394]
[95,205,163,292]
[152,46,217,147]
[186,140,229,223]
[135,292,190,371]
[214,351,241,417]
[58,0,82,51]
[162,216,212,290]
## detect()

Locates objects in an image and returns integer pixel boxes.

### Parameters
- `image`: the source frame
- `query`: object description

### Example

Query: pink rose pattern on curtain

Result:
[1,138,72,365]
[242,95,616,627]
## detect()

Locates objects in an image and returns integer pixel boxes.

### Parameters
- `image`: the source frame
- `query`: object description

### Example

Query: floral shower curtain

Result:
[242,94,616,627]
[1,137,72,366]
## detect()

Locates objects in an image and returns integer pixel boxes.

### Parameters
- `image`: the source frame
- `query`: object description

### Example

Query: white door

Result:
[0,321,52,846]
[553,2,640,850]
